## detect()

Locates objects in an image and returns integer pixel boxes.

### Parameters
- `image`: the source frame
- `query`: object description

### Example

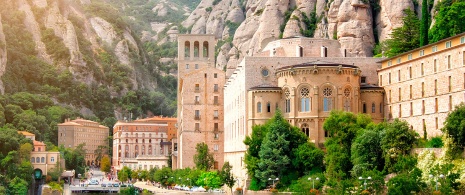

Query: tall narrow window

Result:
[463,51,465,66]
[214,84,219,92]
[195,96,200,104]
[195,84,200,91]
[184,41,190,58]
[409,85,413,99]
[434,59,437,72]
[449,76,452,92]
[186,64,189,69]
[422,100,425,114]
[435,79,438,95]
[380,103,383,114]
[323,87,333,111]
[300,87,310,112]
[267,102,271,113]
[344,88,351,111]
[203,41,209,58]
[194,41,199,57]
[301,124,310,137]
[446,41,452,48]
[257,102,262,113]
[435,98,438,113]
[195,123,200,131]
[363,103,367,113]
[410,102,413,116]
[284,88,291,113]
[214,110,218,119]
[379,75,383,86]
[449,95,453,111]
[422,82,425,97]
[195,110,200,120]
[435,117,439,129]
[409,67,412,79]
[214,96,219,105]
[371,103,376,113]
[448,55,451,69]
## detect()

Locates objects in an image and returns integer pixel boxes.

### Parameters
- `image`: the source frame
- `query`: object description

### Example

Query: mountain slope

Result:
[0,0,176,120]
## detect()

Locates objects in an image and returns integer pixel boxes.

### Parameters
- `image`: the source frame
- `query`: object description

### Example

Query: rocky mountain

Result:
[180,0,437,74]
[0,0,179,119]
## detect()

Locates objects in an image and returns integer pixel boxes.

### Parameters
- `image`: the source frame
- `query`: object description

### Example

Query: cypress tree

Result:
[420,0,429,46]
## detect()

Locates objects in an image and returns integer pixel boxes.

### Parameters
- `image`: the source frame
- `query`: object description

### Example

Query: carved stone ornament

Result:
[312,65,318,74]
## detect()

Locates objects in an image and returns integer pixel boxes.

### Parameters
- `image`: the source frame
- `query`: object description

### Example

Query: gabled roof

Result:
[18,131,34,136]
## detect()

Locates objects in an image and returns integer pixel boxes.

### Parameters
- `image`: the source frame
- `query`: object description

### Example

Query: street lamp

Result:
[308,177,320,189]
[429,174,445,191]
[358,176,372,190]
[268,177,279,188]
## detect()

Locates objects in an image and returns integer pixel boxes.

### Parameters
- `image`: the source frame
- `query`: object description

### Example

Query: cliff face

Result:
[183,0,416,73]
[0,0,154,94]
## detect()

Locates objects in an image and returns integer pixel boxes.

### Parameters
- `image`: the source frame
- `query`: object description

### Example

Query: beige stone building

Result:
[175,34,225,170]
[18,131,62,176]
[112,116,175,172]
[224,37,383,182]
[57,118,109,166]
[378,32,465,137]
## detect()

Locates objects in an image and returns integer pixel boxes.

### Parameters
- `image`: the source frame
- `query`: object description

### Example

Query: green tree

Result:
[194,142,214,170]
[381,119,418,173]
[243,124,269,181]
[292,142,324,174]
[219,161,235,193]
[323,111,365,180]
[100,156,111,173]
[8,177,28,195]
[60,143,86,176]
[387,168,425,195]
[118,166,132,183]
[382,9,420,57]
[255,110,291,189]
[442,103,465,150]
[428,2,465,43]
[153,167,172,186]
[351,123,385,176]
[18,143,33,162]
[197,171,222,189]
[13,109,49,141]
[420,0,429,46]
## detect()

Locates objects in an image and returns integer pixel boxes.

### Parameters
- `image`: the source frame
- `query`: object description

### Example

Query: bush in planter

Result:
[309,188,319,195]
[270,188,278,193]
[360,190,370,195]
[432,191,441,195]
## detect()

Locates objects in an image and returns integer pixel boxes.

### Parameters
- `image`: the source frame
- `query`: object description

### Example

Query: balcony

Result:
[195,115,201,120]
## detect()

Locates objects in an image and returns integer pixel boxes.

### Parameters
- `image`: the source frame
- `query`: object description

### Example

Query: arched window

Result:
[41,157,45,163]
[343,88,351,111]
[184,41,190,58]
[135,145,139,151]
[300,87,310,112]
[257,102,262,113]
[203,41,209,58]
[194,41,200,57]
[372,102,376,113]
[267,102,271,112]
[301,123,310,137]
[148,145,152,155]
[31,157,35,163]
[125,145,129,151]
[284,88,291,113]
[36,157,40,163]
[323,87,333,111]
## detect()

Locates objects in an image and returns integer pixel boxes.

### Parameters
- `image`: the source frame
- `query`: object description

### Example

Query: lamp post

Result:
[268,177,279,188]
[358,176,372,190]
[429,174,445,191]
[308,177,320,189]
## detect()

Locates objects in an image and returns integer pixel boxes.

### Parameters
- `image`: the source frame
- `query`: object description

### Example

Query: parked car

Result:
[88,180,99,185]
[101,183,107,187]
[112,183,120,187]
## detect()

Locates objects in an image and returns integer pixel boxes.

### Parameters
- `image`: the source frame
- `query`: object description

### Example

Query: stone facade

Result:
[112,116,175,172]
[379,32,465,138]
[18,131,62,177]
[224,37,383,183]
[57,118,109,165]
[176,34,225,170]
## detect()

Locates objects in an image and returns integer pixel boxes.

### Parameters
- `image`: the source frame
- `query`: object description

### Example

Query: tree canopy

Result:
[429,1,465,43]
[194,142,215,171]
[382,9,420,57]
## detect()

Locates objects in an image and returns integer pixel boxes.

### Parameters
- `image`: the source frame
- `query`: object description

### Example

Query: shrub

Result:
[426,137,444,148]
